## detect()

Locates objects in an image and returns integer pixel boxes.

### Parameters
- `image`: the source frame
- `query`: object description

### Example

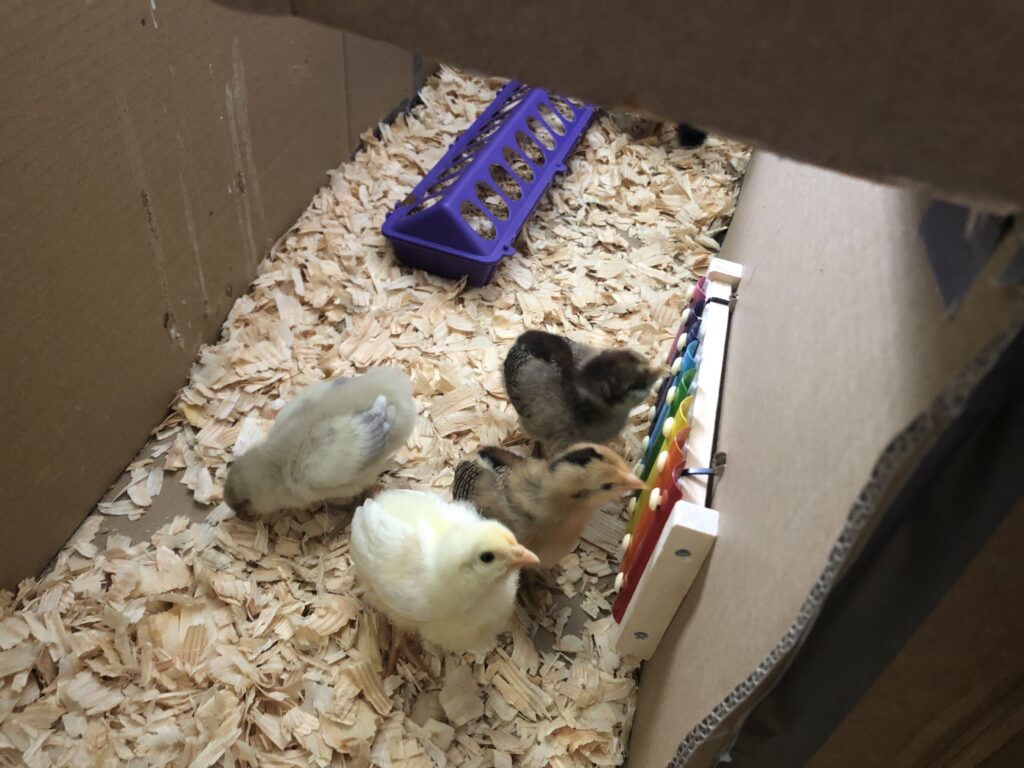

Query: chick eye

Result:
[601,482,614,490]
[479,552,495,564]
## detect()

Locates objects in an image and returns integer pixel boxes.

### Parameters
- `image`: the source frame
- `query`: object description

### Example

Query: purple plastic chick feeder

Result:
[382,82,596,286]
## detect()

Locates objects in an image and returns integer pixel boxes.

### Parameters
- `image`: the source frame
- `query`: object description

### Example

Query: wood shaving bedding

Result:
[0,66,748,766]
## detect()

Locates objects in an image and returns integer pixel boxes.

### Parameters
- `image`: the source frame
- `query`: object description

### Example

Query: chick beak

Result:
[507,545,540,571]
[619,472,647,491]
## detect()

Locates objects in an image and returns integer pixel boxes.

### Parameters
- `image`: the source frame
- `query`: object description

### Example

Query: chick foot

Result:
[518,570,550,616]
[386,626,426,677]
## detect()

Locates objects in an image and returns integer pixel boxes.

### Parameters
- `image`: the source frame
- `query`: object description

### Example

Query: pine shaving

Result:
[439,663,484,727]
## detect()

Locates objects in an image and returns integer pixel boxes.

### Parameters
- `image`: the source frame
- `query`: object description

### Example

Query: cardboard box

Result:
[0,1,415,589]
[4,4,1022,767]
[210,0,1024,210]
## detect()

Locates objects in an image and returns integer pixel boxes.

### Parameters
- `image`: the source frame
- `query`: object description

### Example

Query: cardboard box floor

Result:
[0,67,748,767]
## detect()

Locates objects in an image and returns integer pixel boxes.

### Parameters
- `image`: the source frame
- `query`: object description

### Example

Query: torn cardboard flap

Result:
[211,0,1024,209]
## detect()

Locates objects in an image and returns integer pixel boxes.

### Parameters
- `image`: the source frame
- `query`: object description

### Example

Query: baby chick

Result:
[224,368,416,516]
[503,330,661,453]
[675,123,708,148]
[452,443,645,569]
[351,489,539,672]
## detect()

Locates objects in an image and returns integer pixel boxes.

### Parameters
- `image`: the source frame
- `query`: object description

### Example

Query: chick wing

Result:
[350,495,435,623]
[290,394,396,492]
[453,447,533,536]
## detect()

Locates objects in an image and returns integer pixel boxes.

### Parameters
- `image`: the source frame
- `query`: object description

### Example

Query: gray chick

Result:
[224,368,416,516]
[502,330,661,454]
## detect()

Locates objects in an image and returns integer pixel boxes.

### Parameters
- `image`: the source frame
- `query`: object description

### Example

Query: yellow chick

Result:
[452,443,645,569]
[224,368,416,516]
[350,489,539,672]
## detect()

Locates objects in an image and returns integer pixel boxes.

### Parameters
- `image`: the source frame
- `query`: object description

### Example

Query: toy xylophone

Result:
[612,257,742,659]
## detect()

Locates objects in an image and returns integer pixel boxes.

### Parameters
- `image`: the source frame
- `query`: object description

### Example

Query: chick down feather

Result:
[453,443,644,567]
[224,368,416,515]
[503,330,660,452]
[351,489,538,654]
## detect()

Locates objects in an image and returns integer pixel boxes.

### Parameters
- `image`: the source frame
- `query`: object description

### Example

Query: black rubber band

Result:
[679,466,716,477]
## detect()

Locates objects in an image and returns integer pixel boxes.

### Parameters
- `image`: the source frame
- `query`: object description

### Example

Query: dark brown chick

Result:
[502,330,661,455]
[452,443,645,568]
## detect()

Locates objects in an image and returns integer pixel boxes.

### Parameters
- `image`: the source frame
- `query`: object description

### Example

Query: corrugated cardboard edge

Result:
[805,501,1024,767]
[668,313,1024,767]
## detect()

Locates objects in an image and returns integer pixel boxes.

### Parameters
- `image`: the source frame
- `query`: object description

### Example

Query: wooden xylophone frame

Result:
[613,257,742,659]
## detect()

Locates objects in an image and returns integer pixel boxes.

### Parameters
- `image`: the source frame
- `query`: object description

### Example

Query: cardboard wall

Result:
[718,316,1023,767]
[627,153,1024,768]
[211,0,1024,210]
[344,33,419,153]
[0,1,414,590]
